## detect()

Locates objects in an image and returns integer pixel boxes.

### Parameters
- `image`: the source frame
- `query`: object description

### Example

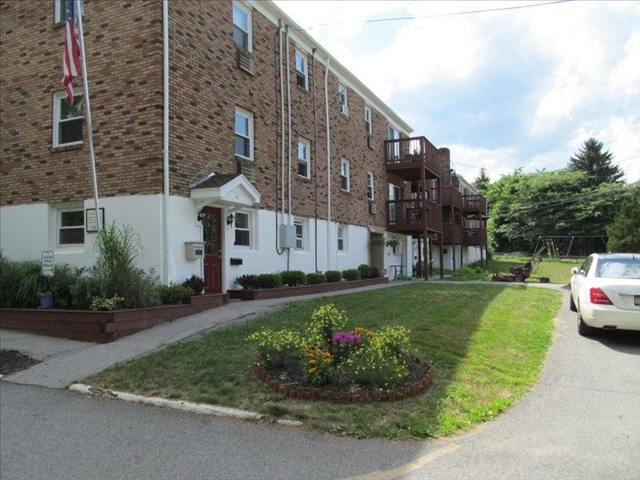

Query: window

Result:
[53,90,83,147]
[338,83,348,115]
[295,51,308,90]
[364,105,372,135]
[297,138,310,178]
[340,158,350,192]
[294,219,304,250]
[234,212,251,246]
[58,208,84,245]
[54,0,64,23]
[232,3,252,51]
[388,124,400,159]
[337,225,345,252]
[234,108,253,160]
[367,171,375,201]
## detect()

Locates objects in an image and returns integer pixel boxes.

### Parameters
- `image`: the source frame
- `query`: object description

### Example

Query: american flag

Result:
[62,0,82,105]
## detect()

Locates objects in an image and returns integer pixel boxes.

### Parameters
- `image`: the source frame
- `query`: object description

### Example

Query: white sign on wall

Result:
[86,208,105,233]
[41,250,55,277]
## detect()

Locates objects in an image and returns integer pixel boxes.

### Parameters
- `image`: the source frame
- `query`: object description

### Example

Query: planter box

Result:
[228,277,389,301]
[0,294,229,343]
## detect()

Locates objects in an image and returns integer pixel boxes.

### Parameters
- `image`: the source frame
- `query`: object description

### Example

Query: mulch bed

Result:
[0,350,40,376]
[255,356,433,404]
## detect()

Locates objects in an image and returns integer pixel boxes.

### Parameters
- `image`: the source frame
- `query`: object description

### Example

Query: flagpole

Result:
[74,0,101,232]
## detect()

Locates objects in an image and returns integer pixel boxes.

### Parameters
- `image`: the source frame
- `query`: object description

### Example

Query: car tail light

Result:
[590,287,613,305]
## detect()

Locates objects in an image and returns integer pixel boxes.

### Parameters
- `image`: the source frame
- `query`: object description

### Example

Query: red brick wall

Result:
[1,0,402,230]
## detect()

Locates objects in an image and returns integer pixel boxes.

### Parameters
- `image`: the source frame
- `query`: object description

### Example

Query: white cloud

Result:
[447,144,517,183]
[609,32,640,97]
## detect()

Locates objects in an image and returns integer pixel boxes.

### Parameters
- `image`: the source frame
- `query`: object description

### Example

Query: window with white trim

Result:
[234,212,251,247]
[54,0,64,23]
[294,219,304,250]
[367,171,375,201]
[58,207,85,245]
[232,2,252,51]
[338,83,348,115]
[388,124,400,159]
[53,90,83,148]
[364,105,372,135]
[295,51,308,90]
[337,225,345,252]
[340,158,350,192]
[297,138,310,178]
[234,108,253,160]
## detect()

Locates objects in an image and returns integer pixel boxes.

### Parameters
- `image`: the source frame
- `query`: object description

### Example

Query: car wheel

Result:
[577,313,596,337]
[569,293,577,312]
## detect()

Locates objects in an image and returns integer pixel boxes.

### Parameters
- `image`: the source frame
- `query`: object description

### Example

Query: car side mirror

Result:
[571,267,578,275]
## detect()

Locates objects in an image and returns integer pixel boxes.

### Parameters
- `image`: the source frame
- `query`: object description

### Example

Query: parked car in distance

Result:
[570,253,640,336]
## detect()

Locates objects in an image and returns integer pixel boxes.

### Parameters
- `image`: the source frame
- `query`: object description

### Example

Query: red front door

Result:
[202,207,222,294]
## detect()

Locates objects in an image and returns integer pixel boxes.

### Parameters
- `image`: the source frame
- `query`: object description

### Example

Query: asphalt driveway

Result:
[1,285,639,479]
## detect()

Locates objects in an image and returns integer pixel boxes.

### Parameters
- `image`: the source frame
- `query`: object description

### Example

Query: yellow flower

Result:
[309,359,316,365]
[309,367,317,373]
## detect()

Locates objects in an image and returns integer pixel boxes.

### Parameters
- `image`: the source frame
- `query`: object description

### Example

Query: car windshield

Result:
[595,258,640,279]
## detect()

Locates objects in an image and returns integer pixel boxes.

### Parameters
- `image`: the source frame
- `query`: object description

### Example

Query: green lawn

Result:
[447,256,582,284]
[86,283,562,440]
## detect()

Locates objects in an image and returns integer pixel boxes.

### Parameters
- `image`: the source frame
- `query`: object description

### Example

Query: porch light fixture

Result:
[197,210,205,222]
[226,213,235,227]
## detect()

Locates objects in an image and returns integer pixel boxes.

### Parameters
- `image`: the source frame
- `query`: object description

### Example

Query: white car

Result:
[570,253,640,336]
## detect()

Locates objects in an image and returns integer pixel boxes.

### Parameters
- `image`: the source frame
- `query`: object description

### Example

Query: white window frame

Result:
[294,219,305,251]
[388,124,400,159]
[340,158,350,192]
[367,171,375,201]
[54,0,64,23]
[297,138,310,179]
[234,108,253,160]
[232,2,252,52]
[234,211,252,248]
[337,225,346,252]
[364,105,372,135]
[295,51,308,90]
[338,83,348,115]
[53,89,83,148]
[57,205,85,247]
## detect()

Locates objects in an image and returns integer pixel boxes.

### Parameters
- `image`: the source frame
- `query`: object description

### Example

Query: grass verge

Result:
[86,283,561,440]
[448,256,582,284]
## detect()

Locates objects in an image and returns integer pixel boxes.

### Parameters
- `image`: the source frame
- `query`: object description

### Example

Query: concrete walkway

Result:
[1,281,406,389]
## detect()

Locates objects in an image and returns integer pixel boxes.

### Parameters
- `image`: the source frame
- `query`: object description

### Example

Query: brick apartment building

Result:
[0,0,487,293]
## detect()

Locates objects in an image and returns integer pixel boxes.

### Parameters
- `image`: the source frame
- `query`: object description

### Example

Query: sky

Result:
[273,0,640,184]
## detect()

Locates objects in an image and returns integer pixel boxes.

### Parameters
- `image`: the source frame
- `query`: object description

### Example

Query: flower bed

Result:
[229,277,388,301]
[247,303,432,403]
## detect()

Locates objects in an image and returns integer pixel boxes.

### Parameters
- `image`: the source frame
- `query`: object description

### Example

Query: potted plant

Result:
[39,291,53,309]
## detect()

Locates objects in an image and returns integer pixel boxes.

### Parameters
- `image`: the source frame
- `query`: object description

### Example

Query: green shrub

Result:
[357,264,372,279]
[302,346,333,386]
[157,284,193,305]
[342,269,361,281]
[70,274,103,310]
[89,295,124,311]
[235,274,258,290]
[325,270,342,283]
[256,273,282,289]
[246,328,304,369]
[281,270,307,287]
[306,272,326,285]
[370,267,380,278]
[182,275,204,295]
[338,340,409,388]
[0,256,49,308]
[51,264,85,308]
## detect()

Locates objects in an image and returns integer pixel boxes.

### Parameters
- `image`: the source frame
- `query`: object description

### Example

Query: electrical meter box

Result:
[279,224,296,249]
[185,242,205,260]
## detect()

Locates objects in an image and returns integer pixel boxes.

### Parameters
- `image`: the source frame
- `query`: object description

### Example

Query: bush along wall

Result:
[235,267,386,290]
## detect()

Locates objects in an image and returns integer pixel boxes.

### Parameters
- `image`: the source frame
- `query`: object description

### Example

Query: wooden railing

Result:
[462,195,486,213]
[443,224,463,244]
[384,137,440,177]
[387,198,442,233]
[442,187,462,209]
[462,228,486,246]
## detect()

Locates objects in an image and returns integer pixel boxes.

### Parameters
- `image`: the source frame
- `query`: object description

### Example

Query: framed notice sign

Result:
[86,208,105,233]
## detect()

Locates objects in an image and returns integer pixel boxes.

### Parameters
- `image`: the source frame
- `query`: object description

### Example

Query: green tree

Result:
[607,184,640,252]
[473,167,491,194]
[568,138,624,187]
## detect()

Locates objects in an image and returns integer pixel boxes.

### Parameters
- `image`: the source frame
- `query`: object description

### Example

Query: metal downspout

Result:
[324,56,331,271]
[162,0,170,285]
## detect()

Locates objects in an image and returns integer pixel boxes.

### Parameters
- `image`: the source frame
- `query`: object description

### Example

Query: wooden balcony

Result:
[386,199,442,234]
[443,224,463,244]
[384,137,441,181]
[462,195,486,214]
[442,187,462,209]
[463,227,486,246]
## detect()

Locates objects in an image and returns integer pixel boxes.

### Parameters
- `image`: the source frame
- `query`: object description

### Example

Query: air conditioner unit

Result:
[369,202,378,215]
[339,104,348,115]
[235,46,254,74]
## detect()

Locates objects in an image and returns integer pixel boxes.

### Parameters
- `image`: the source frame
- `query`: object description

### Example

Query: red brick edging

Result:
[254,358,433,403]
